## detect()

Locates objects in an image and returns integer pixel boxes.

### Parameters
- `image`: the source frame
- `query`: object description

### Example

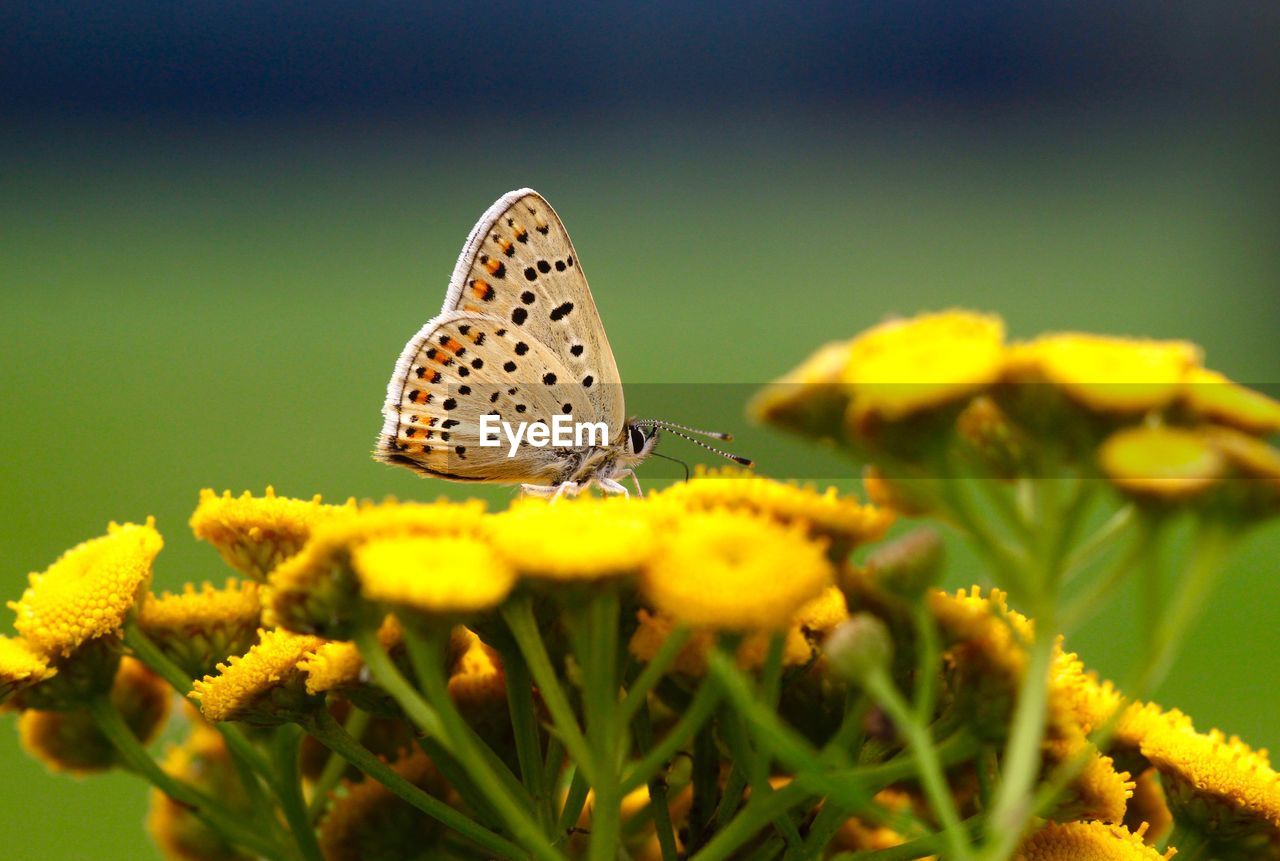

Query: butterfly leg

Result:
[550,481,583,503]
[596,477,630,498]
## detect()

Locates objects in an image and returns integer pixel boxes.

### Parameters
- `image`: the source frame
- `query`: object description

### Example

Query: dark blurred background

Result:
[2,3,1278,858]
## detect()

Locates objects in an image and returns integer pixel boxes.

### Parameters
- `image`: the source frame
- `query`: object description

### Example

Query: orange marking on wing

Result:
[513,224,528,242]
[498,239,514,255]
[484,259,503,275]
[471,279,493,299]
[462,303,482,313]
[440,337,464,354]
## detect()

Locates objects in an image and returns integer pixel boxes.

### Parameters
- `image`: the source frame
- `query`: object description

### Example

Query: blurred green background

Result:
[3,3,1279,858]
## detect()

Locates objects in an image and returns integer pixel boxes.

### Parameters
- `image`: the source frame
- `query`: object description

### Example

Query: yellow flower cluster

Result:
[190,628,325,724]
[754,309,1280,513]
[138,579,262,679]
[9,519,162,658]
[190,487,353,580]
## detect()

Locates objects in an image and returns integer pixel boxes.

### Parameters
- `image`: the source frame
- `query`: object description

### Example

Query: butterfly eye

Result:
[627,425,647,455]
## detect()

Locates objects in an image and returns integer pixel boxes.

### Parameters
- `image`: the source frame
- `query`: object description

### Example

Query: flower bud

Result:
[864,528,944,602]
[825,614,892,683]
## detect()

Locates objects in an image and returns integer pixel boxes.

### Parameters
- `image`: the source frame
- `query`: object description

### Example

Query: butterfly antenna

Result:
[633,419,735,442]
[649,450,692,482]
[661,428,755,468]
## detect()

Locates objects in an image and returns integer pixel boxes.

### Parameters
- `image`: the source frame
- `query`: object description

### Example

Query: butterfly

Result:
[375,188,750,498]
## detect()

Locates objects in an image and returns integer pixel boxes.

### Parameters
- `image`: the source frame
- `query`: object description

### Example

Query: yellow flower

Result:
[190,628,325,724]
[628,610,716,676]
[19,656,170,775]
[641,509,833,630]
[652,468,893,560]
[138,579,262,680]
[1137,712,1280,842]
[147,722,253,861]
[487,496,656,582]
[1098,425,1224,502]
[1051,651,1125,738]
[1016,821,1173,860]
[190,487,351,581]
[1045,735,1134,825]
[318,750,447,861]
[842,309,1006,423]
[354,535,516,615]
[0,635,54,706]
[448,629,510,744]
[299,615,403,696]
[10,519,162,658]
[1181,367,1280,435]
[1004,333,1202,414]
[268,498,486,636]
[749,339,856,441]
[631,586,849,676]
[834,789,932,856]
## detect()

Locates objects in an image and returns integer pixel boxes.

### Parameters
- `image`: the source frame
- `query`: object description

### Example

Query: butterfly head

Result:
[625,419,754,471]
[625,422,661,460]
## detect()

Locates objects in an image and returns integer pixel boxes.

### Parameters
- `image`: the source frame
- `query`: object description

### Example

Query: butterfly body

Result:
[376,188,660,497]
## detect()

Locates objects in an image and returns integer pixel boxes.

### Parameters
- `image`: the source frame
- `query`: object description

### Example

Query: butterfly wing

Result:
[440,189,624,434]
[376,311,602,483]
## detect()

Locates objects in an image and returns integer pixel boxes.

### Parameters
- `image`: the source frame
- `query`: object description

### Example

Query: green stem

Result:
[86,694,287,861]
[864,667,972,861]
[308,707,370,821]
[555,765,591,845]
[1059,503,1134,585]
[502,595,598,784]
[271,725,325,861]
[977,616,1055,861]
[402,624,565,861]
[632,696,681,861]
[123,623,275,790]
[304,708,525,860]
[501,646,554,835]
[620,677,723,794]
[617,624,693,729]
[352,626,447,741]
[571,591,623,861]
[687,782,812,861]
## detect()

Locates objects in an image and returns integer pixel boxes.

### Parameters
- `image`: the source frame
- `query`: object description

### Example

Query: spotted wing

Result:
[376,311,601,483]
[440,188,624,435]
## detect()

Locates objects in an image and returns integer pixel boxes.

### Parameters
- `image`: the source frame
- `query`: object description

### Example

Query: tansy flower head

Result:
[0,635,54,706]
[447,629,510,745]
[1203,426,1280,519]
[138,579,262,680]
[928,587,1048,738]
[268,498,486,637]
[190,628,325,725]
[632,586,850,678]
[190,487,351,581]
[1016,821,1173,860]
[641,509,833,630]
[487,495,656,582]
[652,468,893,561]
[749,339,856,442]
[1138,715,1280,845]
[1003,332,1202,415]
[299,614,402,696]
[9,518,162,659]
[355,534,516,618]
[1181,367,1280,435]
[18,656,170,775]
[1051,651,1125,739]
[1098,425,1224,503]
[318,750,448,861]
[1045,735,1135,825]
[842,309,1006,424]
